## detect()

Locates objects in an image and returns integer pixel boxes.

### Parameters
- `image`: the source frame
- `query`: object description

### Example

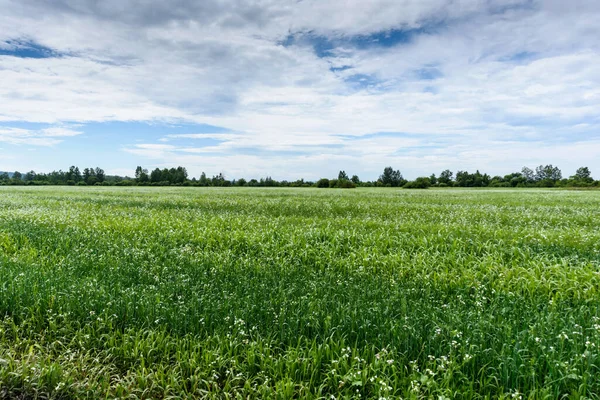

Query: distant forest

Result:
[0,164,597,189]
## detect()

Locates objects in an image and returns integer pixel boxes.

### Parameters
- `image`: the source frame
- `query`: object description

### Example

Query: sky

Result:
[0,0,599,180]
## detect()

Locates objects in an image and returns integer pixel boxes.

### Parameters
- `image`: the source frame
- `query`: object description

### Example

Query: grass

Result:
[0,186,599,399]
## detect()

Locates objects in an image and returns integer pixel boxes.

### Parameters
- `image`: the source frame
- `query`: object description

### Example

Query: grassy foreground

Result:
[0,187,599,399]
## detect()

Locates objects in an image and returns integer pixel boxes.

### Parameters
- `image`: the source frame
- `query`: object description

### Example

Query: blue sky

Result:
[1,0,599,180]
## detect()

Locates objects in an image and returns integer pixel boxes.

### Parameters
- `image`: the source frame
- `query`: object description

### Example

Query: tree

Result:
[150,168,162,183]
[161,168,172,184]
[177,167,187,183]
[455,171,471,187]
[262,176,275,187]
[199,172,208,186]
[211,173,226,186]
[66,166,81,182]
[535,164,562,186]
[502,172,525,187]
[135,166,149,183]
[13,171,22,181]
[521,167,535,184]
[83,168,91,183]
[438,170,453,185]
[351,175,360,185]
[338,170,349,181]
[95,168,105,183]
[429,173,437,185]
[404,177,431,189]
[379,167,405,187]
[574,167,592,182]
[472,170,489,187]
[316,178,330,188]
[24,170,36,182]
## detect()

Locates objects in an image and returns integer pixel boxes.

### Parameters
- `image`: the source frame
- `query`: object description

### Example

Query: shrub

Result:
[336,179,356,189]
[316,178,330,188]
[403,177,431,189]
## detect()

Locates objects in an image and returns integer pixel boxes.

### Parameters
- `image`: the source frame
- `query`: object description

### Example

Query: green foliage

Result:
[455,170,490,187]
[438,169,453,185]
[535,164,562,183]
[4,165,597,189]
[0,187,599,397]
[403,176,431,189]
[316,178,330,188]
[379,167,405,187]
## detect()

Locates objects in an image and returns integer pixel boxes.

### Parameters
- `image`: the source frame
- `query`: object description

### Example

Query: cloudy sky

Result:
[1,0,599,180]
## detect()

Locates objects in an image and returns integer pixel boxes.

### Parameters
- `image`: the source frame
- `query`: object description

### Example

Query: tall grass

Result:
[0,187,599,398]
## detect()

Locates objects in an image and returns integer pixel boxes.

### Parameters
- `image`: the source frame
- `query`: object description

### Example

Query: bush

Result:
[115,180,135,186]
[403,177,431,189]
[316,178,330,188]
[335,179,356,189]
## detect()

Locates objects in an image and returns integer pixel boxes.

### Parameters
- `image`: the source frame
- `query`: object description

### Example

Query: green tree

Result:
[521,167,535,184]
[455,171,471,187]
[172,167,187,184]
[95,168,105,183]
[135,166,149,183]
[403,177,431,189]
[351,175,360,185]
[338,171,349,181]
[236,178,247,186]
[316,178,330,188]
[429,173,437,185]
[24,170,36,182]
[438,170,453,185]
[379,167,405,187]
[211,173,226,187]
[150,168,162,183]
[83,168,91,183]
[574,167,592,182]
[67,166,81,182]
[199,172,208,186]
[535,165,562,186]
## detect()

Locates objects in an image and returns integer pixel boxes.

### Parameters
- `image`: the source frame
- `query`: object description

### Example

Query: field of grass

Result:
[0,186,599,399]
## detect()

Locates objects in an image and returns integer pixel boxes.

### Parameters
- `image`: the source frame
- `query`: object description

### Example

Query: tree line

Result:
[1,164,597,189]
[0,166,106,186]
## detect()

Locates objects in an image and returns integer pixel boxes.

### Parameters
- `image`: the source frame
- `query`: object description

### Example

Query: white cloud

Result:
[0,0,599,177]
[0,125,82,146]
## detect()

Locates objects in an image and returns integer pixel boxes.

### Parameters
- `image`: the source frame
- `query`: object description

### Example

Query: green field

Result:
[1,187,599,399]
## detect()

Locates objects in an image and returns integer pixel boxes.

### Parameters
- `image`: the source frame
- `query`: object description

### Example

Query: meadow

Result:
[0,186,599,399]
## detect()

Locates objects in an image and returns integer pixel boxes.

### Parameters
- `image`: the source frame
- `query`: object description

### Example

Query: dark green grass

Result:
[1,187,599,399]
